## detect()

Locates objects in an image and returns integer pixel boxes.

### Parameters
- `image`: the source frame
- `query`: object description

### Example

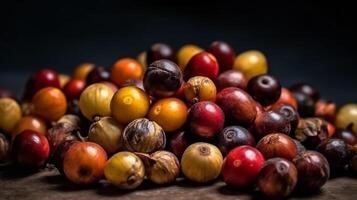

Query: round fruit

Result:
[256,133,297,161]
[0,97,22,133]
[104,151,145,189]
[289,83,320,102]
[144,59,183,98]
[148,98,187,132]
[188,101,225,138]
[222,145,265,188]
[169,131,190,159]
[146,43,176,64]
[273,88,298,109]
[63,79,86,100]
[111,86,150,124]
[12,115,47,137]
[293,150,330,192]
[73,63,95,80]
[247,74,281,106]
[184,51,219,81]
[184,76,216,104]
[111,58,143,86]
[86,67,111,84]
[32,87,67,122]
[207,41,235,72]
[270,103,300,133]
[253,111,291,138]
[258,158,297,198]
[136,51,147,71]
[233,50,268,80]
[88,117,124,154]
[79,83,114,121]
[63,142,107,185]
[122,118,166,153]
[216,70,247,91]
[333,129,357,145]
[12,130,50,168]
[317,139,349,172]
[336,104,357,134]
[217,126,255,156]
[177,44,203,71]
[216,87,257,125]
[181,142,223,183]
[145,151,180,184]
[0,133,10,163]
[293,92,315,117]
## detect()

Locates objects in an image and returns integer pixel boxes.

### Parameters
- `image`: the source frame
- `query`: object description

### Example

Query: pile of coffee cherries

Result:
[1,41,357,198]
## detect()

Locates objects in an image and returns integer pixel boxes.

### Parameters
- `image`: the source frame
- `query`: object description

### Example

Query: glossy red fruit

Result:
[253,110,291,138]
[63,79,86,100]
[216,70,247,91]
[207,41,235,72]
[147,43,176,64]
[222,145,265,188]
[216,87,257,126]
[23,69,61,100]
[184,52,219,81]
[188,101,225,138]
[86,67,111,84]
[169,131,190,159]
[247,74,281,106]
[12,130,50,168]
[258,158,297,198]
[256,133,297,161]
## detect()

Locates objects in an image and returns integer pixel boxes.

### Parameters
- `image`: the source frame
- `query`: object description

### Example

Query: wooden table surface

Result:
[1,167,357,200]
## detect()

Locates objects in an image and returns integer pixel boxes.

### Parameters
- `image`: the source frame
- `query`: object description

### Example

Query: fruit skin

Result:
[184,52,219,81]
[216,70,247,91]
[104,151,145,189]
[273,88,298,109]
[295,118,328,149]
[258,158,297,198]
[188,101,225,138]
[53,140,79,175]
[247,74,281,106]
[293,150,330,192]
[12,130,50,168]
[23,69,61,100]
[88,117,124,154]
[0,133,10,163]
[256,133,297,161]
[86,67,111,84]
[169,131,190,159]
[315,100,336,122]
[111,86,150,124]
[289,83,320,102]
[293,92,315,117]
[207,41,235,72]
[111,58,143,86]
[63,142,107,185]
[59,74,70,88]
[63,79,86,101]
[73,63,95,80]
[222,145,265,188]
[317,138,349,172]
[233,50,268,80]
[253,111,291,138]
[144,59,183,98]
[270,103,300,134]
[333,129,357,145]
[216,87,257,126]
[146,43,176,64]
[217,126,255,156]
[177,44,203,70]
[12,115,47,138]
[336,104,357,134]
[32,87,67,122]
[148,98,187,132]
[181,142,223,183]
[122,118,166,153]
[0,98,22,133]
[184,76,216,104]
[79,83,114,121]
[137,51,147,72]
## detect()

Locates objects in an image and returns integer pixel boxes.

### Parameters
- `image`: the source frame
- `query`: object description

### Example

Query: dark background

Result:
[0,0,355,104]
